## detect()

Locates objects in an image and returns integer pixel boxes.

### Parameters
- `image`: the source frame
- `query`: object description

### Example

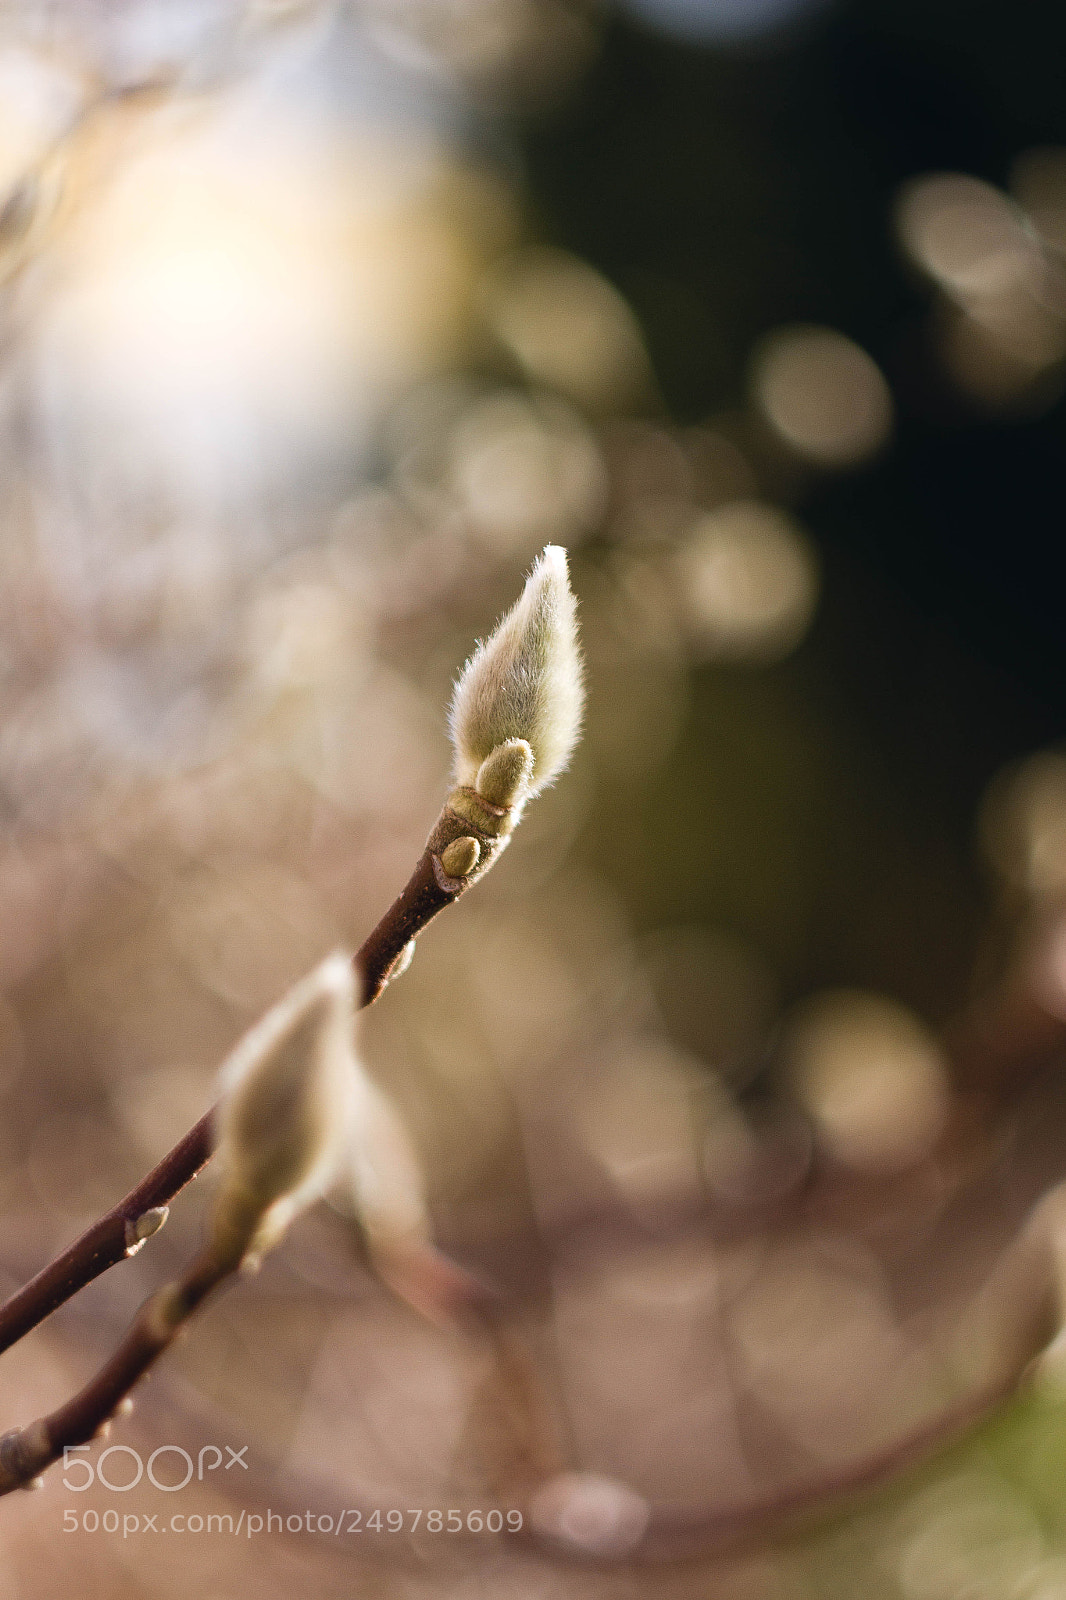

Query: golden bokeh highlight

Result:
[29,93,512,502]
[783,990,950,1173]
[481,245,654,414]
[447,388,607,552]
[897,173,1034,299]
[980,750,1066,901]
[897,169,1066,408]
[673,500,819,661]
[750,323,893,468]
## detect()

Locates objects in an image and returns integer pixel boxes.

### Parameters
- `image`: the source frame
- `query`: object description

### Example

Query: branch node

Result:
[431,853,470,894]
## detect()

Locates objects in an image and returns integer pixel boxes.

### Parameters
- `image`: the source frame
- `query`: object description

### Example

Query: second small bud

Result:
[439,836,481,878]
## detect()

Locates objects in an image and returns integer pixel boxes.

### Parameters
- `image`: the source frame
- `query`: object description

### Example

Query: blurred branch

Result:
[0,1244,231,1494]
[0,1115,206,1357]
[0,829,490,1356]
[0,955,392,1494]
[0,795,560,1493]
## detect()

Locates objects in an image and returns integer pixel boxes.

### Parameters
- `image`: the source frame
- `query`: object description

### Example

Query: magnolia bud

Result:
[348,1070,430,1251]
[211,952,357,1266]
[449,546,583,802]
[344,1065,454,1316]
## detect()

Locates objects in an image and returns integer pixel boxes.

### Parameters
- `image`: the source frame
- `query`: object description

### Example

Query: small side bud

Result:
[136,1205,169,1240]
[449,546,583,801]
[439,836,481,879]
[124,1205,169,1255]
[475,739,534,809]
[390,939,416,981]
[210,953,357,1267]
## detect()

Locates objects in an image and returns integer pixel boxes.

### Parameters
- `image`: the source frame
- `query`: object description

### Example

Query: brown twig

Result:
[0,793,514,1355]
[356,791,514,1004]
[0,1114,212,1357]
[0,1247,233,1494]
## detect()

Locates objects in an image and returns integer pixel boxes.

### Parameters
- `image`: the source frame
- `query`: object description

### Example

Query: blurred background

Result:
[0,0,1066,1595]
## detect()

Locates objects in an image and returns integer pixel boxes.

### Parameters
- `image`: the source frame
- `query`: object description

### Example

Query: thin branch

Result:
[0,1113,212,1356]
[355,791,515,1004]
[0,792,514,1355]
[0,1246,232,1494]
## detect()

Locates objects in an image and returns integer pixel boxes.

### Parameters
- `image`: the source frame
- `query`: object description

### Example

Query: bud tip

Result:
[449,545,583,800]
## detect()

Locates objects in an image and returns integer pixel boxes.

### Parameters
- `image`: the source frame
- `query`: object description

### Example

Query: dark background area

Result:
[517,0,1066,1017]
[525,0,1066,706]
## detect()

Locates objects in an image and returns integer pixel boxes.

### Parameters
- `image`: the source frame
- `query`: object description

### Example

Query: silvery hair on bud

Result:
[213,952,356,1220]
[449,545,584,798]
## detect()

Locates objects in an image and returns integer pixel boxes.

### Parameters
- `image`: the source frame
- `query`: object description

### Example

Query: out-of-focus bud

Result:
[210,952,357,1267]
[449,545,583,806]
[348,1071,428,1249]
[346,1064,476,1323]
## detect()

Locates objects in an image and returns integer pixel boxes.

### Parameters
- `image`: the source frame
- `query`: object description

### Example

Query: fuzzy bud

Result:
[348,1071,430,1252]
[449,546,583,801]
[211,952,357,1266]
[343,1065,474,1322]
